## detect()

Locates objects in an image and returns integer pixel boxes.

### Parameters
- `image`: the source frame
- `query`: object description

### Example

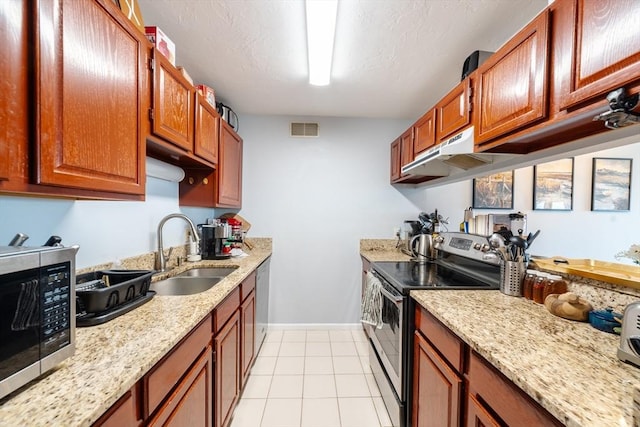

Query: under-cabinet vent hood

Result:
[401,127,518,177]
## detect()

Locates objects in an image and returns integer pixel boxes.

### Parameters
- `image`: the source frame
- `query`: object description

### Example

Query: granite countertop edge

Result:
[0,239,273,427]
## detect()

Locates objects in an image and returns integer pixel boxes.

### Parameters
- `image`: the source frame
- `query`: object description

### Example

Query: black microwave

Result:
[0,245,77,399]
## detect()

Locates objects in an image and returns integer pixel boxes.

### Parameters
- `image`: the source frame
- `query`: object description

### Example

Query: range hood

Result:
[401,127,518,177]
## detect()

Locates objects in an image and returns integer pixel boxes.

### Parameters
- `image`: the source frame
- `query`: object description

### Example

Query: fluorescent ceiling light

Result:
[305,0,338,86]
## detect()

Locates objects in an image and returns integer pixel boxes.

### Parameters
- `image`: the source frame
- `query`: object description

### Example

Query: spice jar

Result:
[533,272,548,304]
[523,269,538,300]
[543,274,567,302]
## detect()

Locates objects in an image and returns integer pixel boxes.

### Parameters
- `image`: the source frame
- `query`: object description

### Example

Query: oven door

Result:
[369,274,404,399]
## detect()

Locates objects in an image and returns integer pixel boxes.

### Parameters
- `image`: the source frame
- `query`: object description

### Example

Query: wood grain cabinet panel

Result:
[214,311,240,427]
[36,0,146,195]
[0,1,29,190]
[151,49,195,151]
[558,0,640,110]
[436,79,470,141]
[466,394,500,427]
[414,109,437,155]
[214,120,243,208]
[400,128,414,169]
[390,138,402,182]
[475,10,550,144]
[412,331,462,427]
[194,94,219,164]
[240,290,255,388]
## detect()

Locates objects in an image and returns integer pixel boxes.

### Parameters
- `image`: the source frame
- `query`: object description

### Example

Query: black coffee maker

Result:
[199,223,232,259]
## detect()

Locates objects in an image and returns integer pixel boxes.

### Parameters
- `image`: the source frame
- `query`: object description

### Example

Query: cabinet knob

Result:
[188,177,195,185]
[202,178,209,185]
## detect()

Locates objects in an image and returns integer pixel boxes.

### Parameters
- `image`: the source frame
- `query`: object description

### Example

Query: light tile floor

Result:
[229,328,393,427]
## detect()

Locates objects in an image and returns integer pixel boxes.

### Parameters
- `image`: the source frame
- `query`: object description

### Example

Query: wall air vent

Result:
[290,122,319,137]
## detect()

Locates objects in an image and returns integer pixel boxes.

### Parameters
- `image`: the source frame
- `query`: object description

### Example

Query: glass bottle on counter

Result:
[532,272,549,304]
[542,274,568,302]
[523,269,538,300]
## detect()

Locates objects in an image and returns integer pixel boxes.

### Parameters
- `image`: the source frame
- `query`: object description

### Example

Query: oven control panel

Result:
[434,232,500,265]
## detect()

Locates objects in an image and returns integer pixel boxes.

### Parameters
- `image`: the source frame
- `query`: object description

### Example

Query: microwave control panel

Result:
[40,262,72,357]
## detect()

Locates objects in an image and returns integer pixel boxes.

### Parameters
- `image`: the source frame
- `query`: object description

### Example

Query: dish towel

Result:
[361,270,383,329]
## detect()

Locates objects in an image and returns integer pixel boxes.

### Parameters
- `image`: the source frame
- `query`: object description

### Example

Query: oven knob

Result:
[473,243,481,250]
[480,243,491,252]
[433,235,445,244]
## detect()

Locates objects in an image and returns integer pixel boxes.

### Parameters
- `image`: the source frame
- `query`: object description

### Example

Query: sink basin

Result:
[150,277,222,296]
[177,267,238,278]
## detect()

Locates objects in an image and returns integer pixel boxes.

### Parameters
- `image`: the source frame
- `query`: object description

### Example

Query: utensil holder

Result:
[500,260,525,296]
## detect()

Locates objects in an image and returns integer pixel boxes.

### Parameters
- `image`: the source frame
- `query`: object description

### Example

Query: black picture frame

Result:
[591,158,632,211]
[472,171,514,209]
[533,158,574,210]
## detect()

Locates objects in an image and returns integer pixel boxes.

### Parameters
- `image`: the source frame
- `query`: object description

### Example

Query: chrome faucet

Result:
[156,213,200,272]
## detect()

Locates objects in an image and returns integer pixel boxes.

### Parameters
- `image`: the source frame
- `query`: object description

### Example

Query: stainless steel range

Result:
[365,232,501,427]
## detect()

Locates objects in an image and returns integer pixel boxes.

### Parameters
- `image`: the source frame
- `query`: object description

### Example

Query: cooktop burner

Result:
[373,259,499,294]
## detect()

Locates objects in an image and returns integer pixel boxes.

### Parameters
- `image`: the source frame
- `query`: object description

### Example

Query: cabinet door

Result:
[215,120,243,208]
[466,394,500,427]
[240,290,256,388]
[390,139,402,182]
[412,331,462,427]
[149,347,213,427]
[475,11,549,144]
[436,80,470,141]
[558,0,640,110]
[36,0,146,195]
[215,311,240,427]
[400,128,414,168]
[194,94,219,164]
[94,387,140,427]
[151,49,195,151]
[0,1,29,189]
[414,109,437,155]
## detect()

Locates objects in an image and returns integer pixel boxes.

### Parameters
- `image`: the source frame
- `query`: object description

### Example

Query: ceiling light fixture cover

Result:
[305,0,338,86]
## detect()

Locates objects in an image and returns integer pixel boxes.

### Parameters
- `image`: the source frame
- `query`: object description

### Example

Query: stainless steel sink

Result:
[177,267,238,278]
[150,277,221,296]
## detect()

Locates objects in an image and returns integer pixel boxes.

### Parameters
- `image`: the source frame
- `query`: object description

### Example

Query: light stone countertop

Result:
[411,290,640,427]
[0,239,272,427]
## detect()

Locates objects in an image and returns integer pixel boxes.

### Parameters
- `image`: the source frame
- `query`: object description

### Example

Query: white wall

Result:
[238,115,415,324]
[0,176,214,268]
[417,141,640,261]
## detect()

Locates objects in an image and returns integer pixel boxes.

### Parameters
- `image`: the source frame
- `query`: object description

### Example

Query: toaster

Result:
[618,301,640,367]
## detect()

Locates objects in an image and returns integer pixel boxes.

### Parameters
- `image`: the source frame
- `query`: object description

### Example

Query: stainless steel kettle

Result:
[410,234,433,263]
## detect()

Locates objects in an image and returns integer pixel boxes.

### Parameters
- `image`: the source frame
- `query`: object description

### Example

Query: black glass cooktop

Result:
[373,258,500,294]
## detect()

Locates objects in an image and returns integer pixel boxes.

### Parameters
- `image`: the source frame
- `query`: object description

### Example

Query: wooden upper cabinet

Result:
[475,10,550,144]
[35,0,146,195]
[215,120,243,208]
[413,108,437,155]
[194,94,219,164]
[0,1,29,189]
[390,138,402,182]
[436,79,471,141]
[558,0,640,110]
[151,48,195,151]
[400,127,414,168]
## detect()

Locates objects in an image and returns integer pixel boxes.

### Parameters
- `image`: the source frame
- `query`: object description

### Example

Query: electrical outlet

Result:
[393,227,401,238]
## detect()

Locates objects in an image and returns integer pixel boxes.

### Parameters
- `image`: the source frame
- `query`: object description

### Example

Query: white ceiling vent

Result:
[290,122,319,137]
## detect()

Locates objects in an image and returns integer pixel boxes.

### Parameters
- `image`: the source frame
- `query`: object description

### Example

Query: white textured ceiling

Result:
[136,0,548,120]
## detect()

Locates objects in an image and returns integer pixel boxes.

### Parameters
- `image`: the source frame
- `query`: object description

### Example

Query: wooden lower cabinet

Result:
[240,290,256,388]
[412,330,462,427]
[149,347,213,427]
[215,311,241,427]
[466,394,500,427]
[93,386,141,427]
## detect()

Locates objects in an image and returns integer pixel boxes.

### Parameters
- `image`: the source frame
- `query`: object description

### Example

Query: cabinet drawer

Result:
[214,287,240,333]
[144,314,212,417]
[94,385,139,427]
[241,271,256,301]
[468,351,562,426]
[414,306,464,373]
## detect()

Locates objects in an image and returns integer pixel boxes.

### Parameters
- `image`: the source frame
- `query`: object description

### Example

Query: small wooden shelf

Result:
[531,257,640,289]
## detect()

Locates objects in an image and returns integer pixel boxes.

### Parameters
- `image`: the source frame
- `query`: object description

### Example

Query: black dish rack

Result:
[75,269,155,327]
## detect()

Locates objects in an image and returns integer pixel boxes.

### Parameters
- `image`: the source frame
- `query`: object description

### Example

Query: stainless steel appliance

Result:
[255,257,271,354]
[199,223,232,260]
[618,301,640,367]
[0,245,77,399]
[409,234,433,263]
[366,232,501,427]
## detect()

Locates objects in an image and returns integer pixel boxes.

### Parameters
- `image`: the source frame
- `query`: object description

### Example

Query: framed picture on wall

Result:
[533,158,574,210]
[591,158,632,211]
[472,171,514,209]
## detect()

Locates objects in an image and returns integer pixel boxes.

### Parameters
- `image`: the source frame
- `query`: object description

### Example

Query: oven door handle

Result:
[379,286,403,304]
